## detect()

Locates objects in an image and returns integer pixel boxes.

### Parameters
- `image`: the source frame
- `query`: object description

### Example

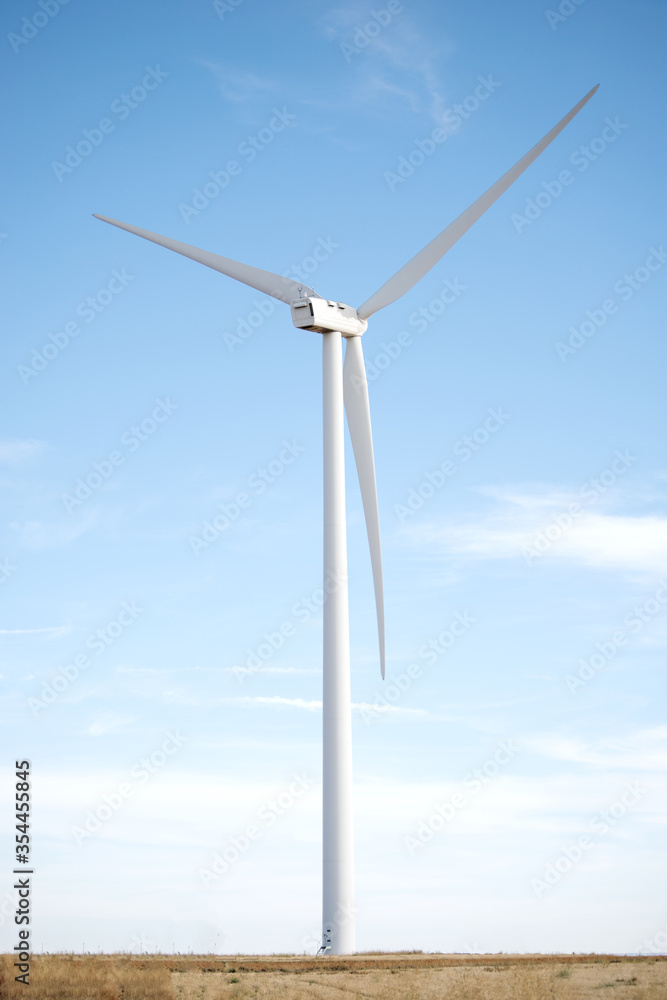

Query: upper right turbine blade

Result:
[357,85,599,320]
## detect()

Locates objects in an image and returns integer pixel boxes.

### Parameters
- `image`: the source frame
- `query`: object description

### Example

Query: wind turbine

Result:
[94,84,598,955]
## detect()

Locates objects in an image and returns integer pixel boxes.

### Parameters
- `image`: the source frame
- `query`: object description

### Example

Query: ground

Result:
[1,952,665,999]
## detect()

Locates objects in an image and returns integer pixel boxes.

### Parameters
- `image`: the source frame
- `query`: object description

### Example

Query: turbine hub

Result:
[290,295,367,337]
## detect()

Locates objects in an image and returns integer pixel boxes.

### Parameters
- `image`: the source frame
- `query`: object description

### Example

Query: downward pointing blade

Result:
[357,84,599,320]
[343,336,385,679]
[93,214,320,303]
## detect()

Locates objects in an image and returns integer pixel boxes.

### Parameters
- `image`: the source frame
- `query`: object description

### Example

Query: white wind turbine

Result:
[95,84,598,955]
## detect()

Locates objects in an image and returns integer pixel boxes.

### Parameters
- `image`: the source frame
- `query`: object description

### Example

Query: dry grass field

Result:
[1,952,665,999]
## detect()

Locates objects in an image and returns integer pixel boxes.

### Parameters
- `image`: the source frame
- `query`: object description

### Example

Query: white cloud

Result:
[555,514,667,571]
[407,486,667,573]
[10,753,663,845]
[1,734,662,954]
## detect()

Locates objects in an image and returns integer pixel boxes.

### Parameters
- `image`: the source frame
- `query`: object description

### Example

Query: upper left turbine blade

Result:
[93,215,319,304]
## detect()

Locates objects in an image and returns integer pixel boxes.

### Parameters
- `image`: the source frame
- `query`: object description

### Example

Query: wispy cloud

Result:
[232,695,322,711]
[161,691,423,715]
[363,73,421,114]
[222,666,320,677]
[87,713,138,736]
[118,665,231,675]
[321,6,453,125]
[0,439,45,463]
[527,727,667,772]
[197,60,277,104]
[368,31,453,124]
[116,665,320,676]
[10,510,99,550]
[0,625,70,638]
[161,692,322,711]
[406,486,667,573]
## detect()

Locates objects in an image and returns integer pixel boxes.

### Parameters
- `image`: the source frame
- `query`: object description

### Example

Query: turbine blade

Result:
[93,214,320,304]
[343,336,385,678]
[357,85,599,320]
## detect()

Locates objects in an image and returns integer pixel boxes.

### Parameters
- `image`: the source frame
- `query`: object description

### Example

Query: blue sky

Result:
[1,0,666,956]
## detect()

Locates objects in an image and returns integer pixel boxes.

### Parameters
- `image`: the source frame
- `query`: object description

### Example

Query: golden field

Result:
[1,952,665,999]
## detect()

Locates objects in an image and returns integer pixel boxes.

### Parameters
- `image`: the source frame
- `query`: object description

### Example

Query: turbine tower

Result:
[94,84,598,955]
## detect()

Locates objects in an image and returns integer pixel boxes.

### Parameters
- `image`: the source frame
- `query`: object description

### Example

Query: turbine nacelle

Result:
[290,295,367,337]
